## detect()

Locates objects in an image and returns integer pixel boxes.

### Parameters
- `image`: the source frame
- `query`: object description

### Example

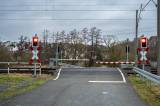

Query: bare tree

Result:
[103,35,118,61]
[16,35,29,61]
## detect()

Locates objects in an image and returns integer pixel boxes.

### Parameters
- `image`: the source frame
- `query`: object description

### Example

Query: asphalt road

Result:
[0,67,147,106]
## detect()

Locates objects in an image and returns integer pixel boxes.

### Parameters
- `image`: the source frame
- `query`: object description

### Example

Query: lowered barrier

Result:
[96,61,135,64]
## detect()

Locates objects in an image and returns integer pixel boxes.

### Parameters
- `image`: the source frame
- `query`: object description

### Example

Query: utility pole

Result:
[56,32,59,66]
[157,0,160,75]
[126,38,129,62]
[135,10,139,66]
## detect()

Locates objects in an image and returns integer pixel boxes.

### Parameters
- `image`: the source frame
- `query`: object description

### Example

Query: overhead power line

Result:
[138,0,157,22]
[0,18,156,21]
[0,1,138,5]
[151,0,157,7]
[0,9,155,12]
[0,4,144,7]
[105,30,156,36]
[141,0,153,10]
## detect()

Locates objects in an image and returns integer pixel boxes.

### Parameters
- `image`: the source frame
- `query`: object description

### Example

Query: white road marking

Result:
[88,81,125,83]
[88,68,126,83]
[102,91,108,95]
[117,68,126,83]
[53,68,62,80]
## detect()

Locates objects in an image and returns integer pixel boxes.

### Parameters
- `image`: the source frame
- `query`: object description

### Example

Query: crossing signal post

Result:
[138,36,149,70]
[29,34,41,77]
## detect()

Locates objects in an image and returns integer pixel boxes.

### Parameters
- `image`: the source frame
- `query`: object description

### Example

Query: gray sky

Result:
[0,0,157,41]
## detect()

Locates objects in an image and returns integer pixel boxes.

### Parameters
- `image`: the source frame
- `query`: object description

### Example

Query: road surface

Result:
[0,67,147,106]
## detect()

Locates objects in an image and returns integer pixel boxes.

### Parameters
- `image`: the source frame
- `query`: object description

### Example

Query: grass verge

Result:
[128,75,160,106]
[0,74,52,100]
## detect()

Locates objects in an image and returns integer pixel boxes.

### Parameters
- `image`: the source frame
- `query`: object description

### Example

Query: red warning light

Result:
[140,37,147,48]
[33,35,39,47]
[141,38,146,43]
[33,38,38,42]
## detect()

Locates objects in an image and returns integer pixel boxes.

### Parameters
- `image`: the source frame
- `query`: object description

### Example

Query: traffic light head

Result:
[33,36,38,47]
[140,37,147,48]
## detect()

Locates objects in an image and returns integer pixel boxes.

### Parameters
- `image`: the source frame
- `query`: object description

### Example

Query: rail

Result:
[133,67,160,84]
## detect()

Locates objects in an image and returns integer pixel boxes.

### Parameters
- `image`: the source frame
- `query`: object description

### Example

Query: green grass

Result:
[128,75,160,106]
[0,74,52,99]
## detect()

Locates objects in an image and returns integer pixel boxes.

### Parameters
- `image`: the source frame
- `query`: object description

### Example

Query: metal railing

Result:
[0,62,41,76]
[133,67,160,84]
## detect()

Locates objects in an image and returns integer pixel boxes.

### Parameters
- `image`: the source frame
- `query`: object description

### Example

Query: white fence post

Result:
[8,62,10,74]
[33,63,37,77]
[39,63,42,76]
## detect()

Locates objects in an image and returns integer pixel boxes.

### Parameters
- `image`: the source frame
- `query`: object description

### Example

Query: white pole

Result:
[34,63,37,77]
[61,51,62,64]
[142,64,145,70]
[39,63,41,76]
[8,62,10,74]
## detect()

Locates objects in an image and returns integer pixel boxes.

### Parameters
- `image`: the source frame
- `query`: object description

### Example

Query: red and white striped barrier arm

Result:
[96,61,135,64]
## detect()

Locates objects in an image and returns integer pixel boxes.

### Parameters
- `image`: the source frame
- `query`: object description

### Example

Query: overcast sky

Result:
[0,0,157,41]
